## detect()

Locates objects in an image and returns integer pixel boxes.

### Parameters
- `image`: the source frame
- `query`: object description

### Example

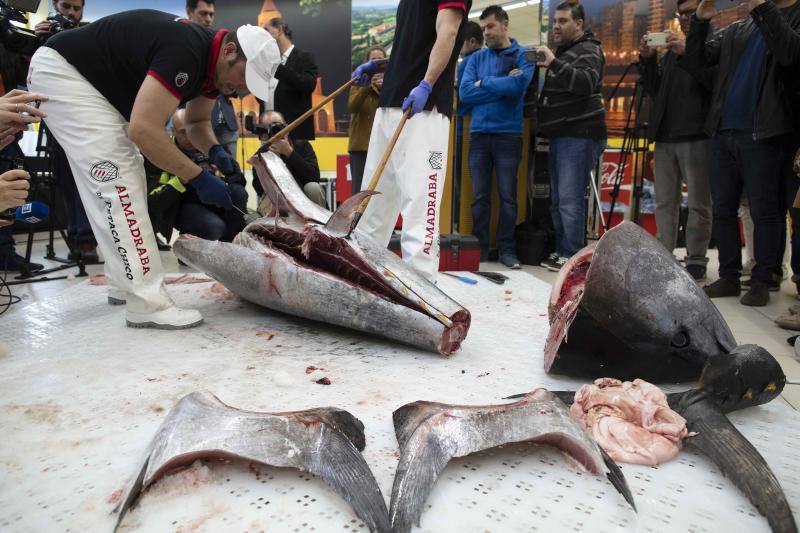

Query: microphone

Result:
[0,201,50,224]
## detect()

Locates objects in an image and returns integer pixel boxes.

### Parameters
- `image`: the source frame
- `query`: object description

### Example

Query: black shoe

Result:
[741,281,770,307]
[742,276,780,292]
[703,278,741,298]
[686,264,706,281]
[0,253,44,272]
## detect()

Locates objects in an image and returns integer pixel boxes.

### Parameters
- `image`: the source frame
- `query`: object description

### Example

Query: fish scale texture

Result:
[0,271,798,532]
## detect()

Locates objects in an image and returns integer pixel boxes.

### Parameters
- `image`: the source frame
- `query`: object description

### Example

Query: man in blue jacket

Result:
[459,5,534,268]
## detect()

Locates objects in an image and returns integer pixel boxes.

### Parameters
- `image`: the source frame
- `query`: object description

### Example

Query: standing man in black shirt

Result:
[350,0,472,281]
[27,11,279,329]
[264,18,319,141]
[637,0,712,281]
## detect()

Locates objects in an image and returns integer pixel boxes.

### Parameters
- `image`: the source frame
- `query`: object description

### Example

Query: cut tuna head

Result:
[545,222,736,382]
[173,153,470,355]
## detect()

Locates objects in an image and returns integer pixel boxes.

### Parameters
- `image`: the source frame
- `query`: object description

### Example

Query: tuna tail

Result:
[669,393,796,533]
[113,392,390,533]
[324,190,380,236]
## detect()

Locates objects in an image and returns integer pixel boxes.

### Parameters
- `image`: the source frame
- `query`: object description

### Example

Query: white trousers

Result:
[359,107,450,281]
[29,47,173,313]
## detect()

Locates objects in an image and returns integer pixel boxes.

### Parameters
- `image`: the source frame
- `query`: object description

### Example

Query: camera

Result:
[0,0,40,54]
[46,11,77,34]
[244,113,268,137]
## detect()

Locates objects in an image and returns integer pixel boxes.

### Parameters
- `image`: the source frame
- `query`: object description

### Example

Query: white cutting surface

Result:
[0,272,798,533]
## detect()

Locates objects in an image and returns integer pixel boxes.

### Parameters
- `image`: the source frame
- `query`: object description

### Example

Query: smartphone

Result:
[523,49,548,64]
[646,32,668,47]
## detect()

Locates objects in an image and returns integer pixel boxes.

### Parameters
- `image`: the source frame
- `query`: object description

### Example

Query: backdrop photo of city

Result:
[351,1,399,68]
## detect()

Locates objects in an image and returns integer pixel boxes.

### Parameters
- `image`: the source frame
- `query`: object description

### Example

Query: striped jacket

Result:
[537,31,607,140]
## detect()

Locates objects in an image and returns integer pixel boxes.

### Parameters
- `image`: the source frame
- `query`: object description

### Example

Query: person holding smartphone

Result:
[637,0,713,282]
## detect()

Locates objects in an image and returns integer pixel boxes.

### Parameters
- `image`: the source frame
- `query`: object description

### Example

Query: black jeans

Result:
[710,131,786,283]
[349,151,367,194]
[780,134,800,278]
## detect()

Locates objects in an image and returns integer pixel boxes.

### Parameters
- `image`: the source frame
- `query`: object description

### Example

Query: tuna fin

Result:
[389,391,635,533]
[324,190,380,236]
[503,390,575,405]
[249,155,306,222]
[675,396,796,533]
[599,447,636,512]
[113,392,390,533]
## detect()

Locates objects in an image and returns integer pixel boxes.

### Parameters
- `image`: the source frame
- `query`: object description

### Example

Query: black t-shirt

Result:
[379,0,471,118]
[47,9,223,120]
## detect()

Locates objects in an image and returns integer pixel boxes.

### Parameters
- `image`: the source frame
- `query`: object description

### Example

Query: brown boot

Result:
[703,278,741,298]
[775,312,800,331]
[741,281,769,307]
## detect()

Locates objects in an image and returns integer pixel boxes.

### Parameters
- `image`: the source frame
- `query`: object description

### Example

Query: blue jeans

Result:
[468,133,522,256]
[176,183,248,242]
[710,131,784,283]
[549,137,606,257]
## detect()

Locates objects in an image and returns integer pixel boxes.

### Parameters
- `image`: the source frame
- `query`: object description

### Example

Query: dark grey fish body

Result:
[114,391,391,532]
[545,221,736,381]
[173,153,470,355]
[389,389,635,533]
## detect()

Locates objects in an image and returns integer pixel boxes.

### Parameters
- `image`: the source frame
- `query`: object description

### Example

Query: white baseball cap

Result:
[236,25,281,102]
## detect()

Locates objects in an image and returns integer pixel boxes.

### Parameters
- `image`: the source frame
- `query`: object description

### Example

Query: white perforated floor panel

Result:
[1,271,798,532]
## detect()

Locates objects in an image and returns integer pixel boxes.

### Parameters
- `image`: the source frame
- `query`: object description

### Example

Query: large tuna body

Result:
[173,152,470,355]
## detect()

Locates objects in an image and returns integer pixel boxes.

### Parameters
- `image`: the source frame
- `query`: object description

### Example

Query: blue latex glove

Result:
[401,80,432,118]
[352,60,379,87]
[191,169,233,210]
[209,144,241,178]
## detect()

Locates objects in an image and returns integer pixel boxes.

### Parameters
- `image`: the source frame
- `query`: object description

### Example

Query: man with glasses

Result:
[637,0,712,281]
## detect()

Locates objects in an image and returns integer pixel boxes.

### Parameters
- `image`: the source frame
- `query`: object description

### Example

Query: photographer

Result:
[535,0,607,272]
[637,0,712,282]
[683,0,800,306]
[34,0,82,40]
[149,109,247,243]
[252,110,325,208]
[0,88,47,269]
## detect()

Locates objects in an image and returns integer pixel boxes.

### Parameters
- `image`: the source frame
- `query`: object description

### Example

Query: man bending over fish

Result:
[27,10,280,329]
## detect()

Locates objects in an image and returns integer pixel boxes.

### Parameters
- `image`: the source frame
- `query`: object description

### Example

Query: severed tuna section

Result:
[174,152,470,355]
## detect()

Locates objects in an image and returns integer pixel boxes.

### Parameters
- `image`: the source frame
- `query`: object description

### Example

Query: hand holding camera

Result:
[665,30,685,55]
[268,137,293,157]
[0,169,30,216]
[0,89,48,131]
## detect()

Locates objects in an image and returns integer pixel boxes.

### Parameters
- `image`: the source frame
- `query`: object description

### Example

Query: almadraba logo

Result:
[89,161,120,183]
[428,151,443,171]
[175,72,189,88]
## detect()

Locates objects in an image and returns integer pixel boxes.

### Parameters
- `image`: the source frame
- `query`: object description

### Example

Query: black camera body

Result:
[0,0,39,54]
[244,113,285,139]
[47,11,77,34]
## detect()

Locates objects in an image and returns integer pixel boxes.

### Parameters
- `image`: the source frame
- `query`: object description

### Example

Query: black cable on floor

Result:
[0,273,22,316]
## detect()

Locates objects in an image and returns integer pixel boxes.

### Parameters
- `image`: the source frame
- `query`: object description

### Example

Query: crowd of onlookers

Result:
[3,0,800,325]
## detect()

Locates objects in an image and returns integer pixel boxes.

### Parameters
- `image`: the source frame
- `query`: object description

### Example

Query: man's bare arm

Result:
[184,96,219,155]
[128,76,202,183]
[422,8,464,88]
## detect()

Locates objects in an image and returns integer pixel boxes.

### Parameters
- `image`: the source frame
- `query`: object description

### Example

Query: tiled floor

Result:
[4,232,798,410]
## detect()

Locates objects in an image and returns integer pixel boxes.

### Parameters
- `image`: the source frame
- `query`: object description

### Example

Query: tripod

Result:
[8,124,89,285]
[603,62,649,232]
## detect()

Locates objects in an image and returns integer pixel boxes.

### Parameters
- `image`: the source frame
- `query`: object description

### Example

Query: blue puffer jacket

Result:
[458,39,535,134]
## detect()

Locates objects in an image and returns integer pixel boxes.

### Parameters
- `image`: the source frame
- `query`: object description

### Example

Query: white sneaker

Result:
[108,288,127,305]
[126,306,204,330]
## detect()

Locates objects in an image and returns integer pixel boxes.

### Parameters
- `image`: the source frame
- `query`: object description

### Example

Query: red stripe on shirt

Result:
[438,1,467,12]
[201,29,228,97]
[147,69,182,100]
